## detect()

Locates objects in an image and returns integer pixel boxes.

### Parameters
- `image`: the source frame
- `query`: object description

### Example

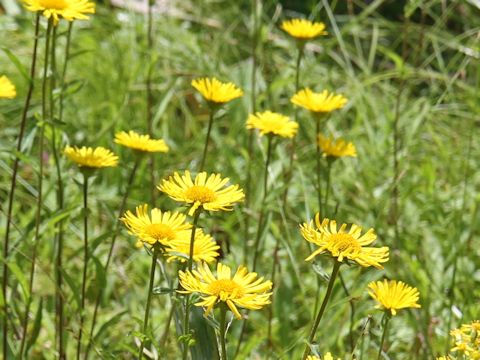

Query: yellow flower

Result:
[178,262,272,319]
[114,130,169,153]
[246,111,298,138]
[121,204,191,246]
[164,229,219,264]
[291,88,347,113]
[368,279,421,316]
[300,214,389,268]
[306,353,340,360]
[281,18,327,40]
[191,77,244,105]
[318,134,357,158]
[449,321,480,357]
[0,76,16,99]
[23,0,95,25]
[64,146,118,168]
[158,171,245,216]
[436,357,452,360]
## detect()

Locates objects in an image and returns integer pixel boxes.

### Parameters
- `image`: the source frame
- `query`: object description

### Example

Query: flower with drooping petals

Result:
[115,130,169,153]
[300,214,389,268]
[368,279,421,316]
[191,77,243,105]
[281,18,327,40]
[164,229,219,264]
[318,134,357,159]
[246,111,298,138]
[178,262,272,319]
[64,146,118,169]
[158,171,244,216]
[291,88,347,113]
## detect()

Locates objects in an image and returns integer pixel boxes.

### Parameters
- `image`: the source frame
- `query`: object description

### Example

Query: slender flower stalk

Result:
[315,115,324,215]
[146,0,156,203]
[182,210,202,360]
[251,134,273,271]
[18,18,53,359]
[54,22,73,360]
[77,172,90,360]
[302,261,341,360]
[85,159,140,359]
[199,108,216,172]
[376,313,390,360]
[219,305,228,360]
[138,248,159,359]
[2,14,40,359]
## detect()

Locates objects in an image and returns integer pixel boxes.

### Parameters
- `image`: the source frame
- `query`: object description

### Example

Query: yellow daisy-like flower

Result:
[449,321,480,357]
[306,353,340,360]
[0,76,16,99]
[164,229,219,264]
[23,0,95,25]
[178,262,272,319]
[191,77,244,105]
[64,146,118,169]
[246,111,298,138]
[368,279,421,316]
[281,18,327,40]
[158,171,245,216]
[300,214,389,268]
[114,130,169,153]
[436,357,452,360]
[318,134,357,159]
[121,204,191,246]
[291,88,347,114]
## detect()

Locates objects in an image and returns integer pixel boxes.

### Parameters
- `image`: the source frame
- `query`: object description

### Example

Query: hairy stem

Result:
[199,109,215,172]
[219,306,228,360]
[376,314,390,360]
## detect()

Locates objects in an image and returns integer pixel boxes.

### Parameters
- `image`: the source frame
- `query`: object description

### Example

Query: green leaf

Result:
[2,47,30,82]
[26,298,43,353]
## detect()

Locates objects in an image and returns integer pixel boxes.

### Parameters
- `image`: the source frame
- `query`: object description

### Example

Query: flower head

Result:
[246,111,298,138]
[291,88,347,113]
[178,262,272,319]
[191,77,243,105]
[300,215,389,268]
[318,134,357,159]
[121,204,191,246]
[114,130,169,153]
[449,320,480,357]
[164,229,219,264]
[368,279,421,316]
[64,146,118,169]
[281,18,327,40]
[306,353,340,360]
[158,171,245,216]
[23,0,95,25]
[0,76,16,99]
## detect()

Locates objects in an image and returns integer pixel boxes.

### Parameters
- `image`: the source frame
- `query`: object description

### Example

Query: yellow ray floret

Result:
[114,130,169,153]
[0,76,16,99]
[178,262,272,319]
[291,88,347,113]
[449,320,480,356]
[368,279,421,316]
[191,77,244,104]
[23,0,95,25]
[318,134,357,158]
[164,229,219,264]
[64,146,118,168]
[121,204,191,246]
[281,18,327,40]
[307,353,341,360]
[158,171,245,216]
[300,215,389,268]
[246,111,298,138]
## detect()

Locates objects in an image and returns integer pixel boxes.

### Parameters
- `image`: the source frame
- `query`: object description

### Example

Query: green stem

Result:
[138,249,159,359]
[281,45,304,209]
[251,135,273,271]
[182,210,202,360]
[324,160,332,217]
[18,18,52,359]
[315,115,324,217]
[376,314,390,360]
[199,108,215,172]
[85,159,140,359]
[302,261,341,360]
[3,13,40,360]
[55,21,72,360]
[219,306,228,360]
[77,173,90,360]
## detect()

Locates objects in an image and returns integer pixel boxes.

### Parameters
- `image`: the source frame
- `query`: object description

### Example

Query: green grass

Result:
[1,0,479,359]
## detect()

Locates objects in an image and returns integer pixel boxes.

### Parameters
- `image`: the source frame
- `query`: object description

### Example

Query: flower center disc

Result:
[207,279,244,298]
[39,0,67,9]
[185,185,216,203]
[329,233,361,255]
[145,223,175,241]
